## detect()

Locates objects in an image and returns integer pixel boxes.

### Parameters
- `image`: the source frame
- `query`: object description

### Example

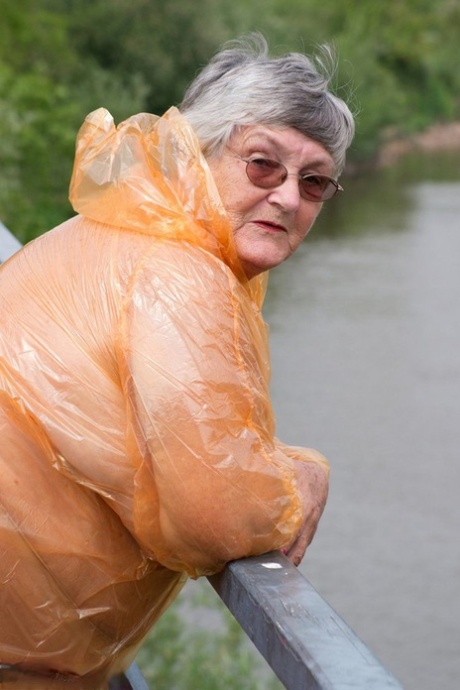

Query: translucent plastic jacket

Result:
[0,107,328,688]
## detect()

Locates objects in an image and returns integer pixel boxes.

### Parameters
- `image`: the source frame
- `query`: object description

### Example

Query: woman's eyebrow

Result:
[239,128,281,147]
[241,136,276,150]
[300,156,334,172]
[242,130,334,172]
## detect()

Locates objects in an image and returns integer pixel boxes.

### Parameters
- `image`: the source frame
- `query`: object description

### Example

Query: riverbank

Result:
[377,121,460,167]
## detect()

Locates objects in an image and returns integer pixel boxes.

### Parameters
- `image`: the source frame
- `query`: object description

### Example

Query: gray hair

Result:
[179,34,355,175]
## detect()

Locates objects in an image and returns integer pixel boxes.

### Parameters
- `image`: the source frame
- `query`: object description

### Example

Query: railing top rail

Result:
[209,551,404,690]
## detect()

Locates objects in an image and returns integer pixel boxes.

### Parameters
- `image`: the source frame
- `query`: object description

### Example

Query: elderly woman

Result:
[0,35,354,689]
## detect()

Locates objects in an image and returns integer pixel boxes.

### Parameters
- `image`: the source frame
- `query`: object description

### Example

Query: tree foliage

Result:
[1,0,459,240]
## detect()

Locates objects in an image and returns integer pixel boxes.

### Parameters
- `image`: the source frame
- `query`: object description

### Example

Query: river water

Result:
[264,153,460,690]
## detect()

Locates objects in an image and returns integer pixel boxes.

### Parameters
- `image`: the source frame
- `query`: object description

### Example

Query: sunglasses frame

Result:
[229,151,343,202]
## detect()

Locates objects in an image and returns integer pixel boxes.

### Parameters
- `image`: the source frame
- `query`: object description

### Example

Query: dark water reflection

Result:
[314,150,460,239]
[264,153,460,690]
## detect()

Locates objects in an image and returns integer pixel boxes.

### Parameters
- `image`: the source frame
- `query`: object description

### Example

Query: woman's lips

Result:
[252,220,287,233]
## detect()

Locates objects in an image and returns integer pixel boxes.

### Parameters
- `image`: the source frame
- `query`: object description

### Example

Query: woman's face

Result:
[207,125,335,280]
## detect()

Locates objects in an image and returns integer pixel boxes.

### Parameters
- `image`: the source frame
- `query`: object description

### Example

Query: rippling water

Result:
[265,158,460,690]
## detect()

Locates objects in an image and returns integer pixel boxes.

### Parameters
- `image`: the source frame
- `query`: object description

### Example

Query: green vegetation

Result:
[1,0,458,241]
[136,581,283,690]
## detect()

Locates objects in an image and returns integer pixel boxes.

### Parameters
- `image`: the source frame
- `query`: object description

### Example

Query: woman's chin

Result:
[239,248,290,280]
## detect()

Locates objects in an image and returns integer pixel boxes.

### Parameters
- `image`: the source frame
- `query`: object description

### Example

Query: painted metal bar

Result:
[0,220,22,263]
[209,551,405,690]
[124,663,150,690]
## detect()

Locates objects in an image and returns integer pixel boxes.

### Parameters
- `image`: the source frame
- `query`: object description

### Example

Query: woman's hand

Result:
[284,460,329,566]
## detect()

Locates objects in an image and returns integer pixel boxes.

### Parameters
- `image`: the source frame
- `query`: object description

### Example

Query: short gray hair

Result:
[180,34,355,174]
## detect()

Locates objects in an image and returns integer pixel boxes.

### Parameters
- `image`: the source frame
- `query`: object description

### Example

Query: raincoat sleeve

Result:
[119,239,328,578]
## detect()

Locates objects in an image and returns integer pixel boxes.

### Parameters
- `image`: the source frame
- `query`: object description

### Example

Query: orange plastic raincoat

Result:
[0,107,328,688]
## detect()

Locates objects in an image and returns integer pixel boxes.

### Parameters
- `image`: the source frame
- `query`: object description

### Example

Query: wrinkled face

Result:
[207,125,335,280]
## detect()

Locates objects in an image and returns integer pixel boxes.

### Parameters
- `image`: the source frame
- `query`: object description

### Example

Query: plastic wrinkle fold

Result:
[0,107,328,688]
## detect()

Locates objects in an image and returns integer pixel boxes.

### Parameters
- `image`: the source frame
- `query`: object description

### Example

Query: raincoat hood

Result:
[69,106,263,295]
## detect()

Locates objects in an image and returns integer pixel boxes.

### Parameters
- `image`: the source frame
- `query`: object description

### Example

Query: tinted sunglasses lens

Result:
[246,158,286,188]
[245,158,340,201]
[300,174,338,201]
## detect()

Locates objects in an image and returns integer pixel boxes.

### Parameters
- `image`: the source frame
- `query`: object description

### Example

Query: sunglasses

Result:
[230,152,343,202]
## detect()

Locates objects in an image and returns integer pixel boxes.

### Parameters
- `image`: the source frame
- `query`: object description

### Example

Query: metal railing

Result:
[0,220,22,263]
[0,221,404,690]
[210,551,404,689]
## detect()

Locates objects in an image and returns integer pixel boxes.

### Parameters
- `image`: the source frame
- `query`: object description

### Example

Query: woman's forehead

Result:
[231,124,292,145]
[231,125,334,170]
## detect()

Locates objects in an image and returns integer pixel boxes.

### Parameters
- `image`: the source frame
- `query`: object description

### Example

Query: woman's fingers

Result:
[285,460,329,566]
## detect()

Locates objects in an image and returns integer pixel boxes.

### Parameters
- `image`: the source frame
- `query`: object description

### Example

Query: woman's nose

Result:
[267,176,302,212]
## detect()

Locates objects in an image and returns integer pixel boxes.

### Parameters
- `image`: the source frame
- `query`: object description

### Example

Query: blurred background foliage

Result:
[1,0,459,241]
[135,582,284,690]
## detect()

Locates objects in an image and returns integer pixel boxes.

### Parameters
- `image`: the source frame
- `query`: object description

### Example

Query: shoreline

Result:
[376,121,460,167]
